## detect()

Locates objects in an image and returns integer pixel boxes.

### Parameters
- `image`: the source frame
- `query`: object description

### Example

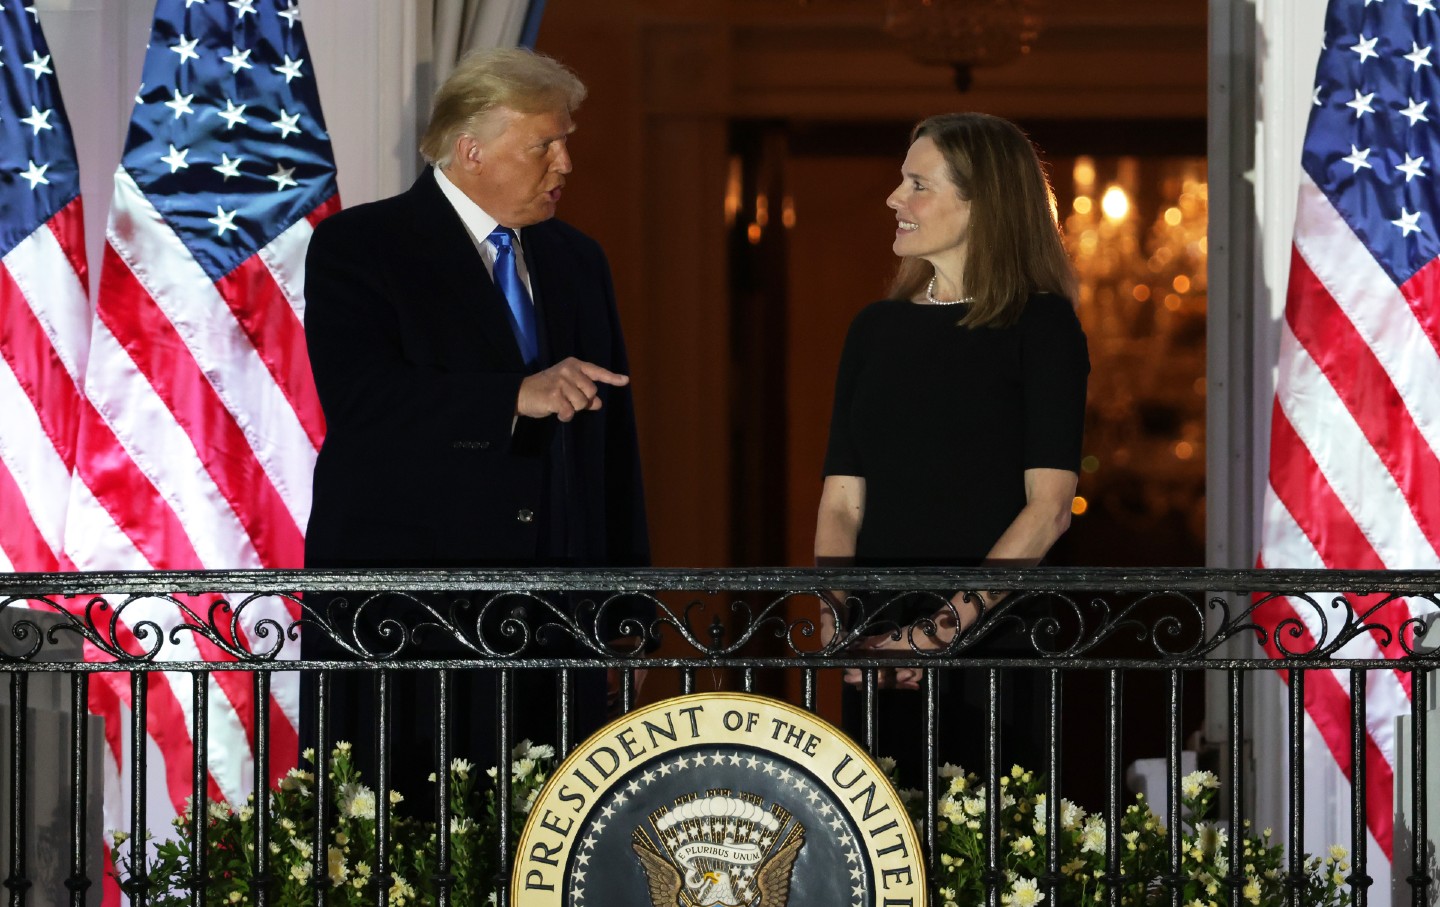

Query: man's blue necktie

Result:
[487,226,538,366]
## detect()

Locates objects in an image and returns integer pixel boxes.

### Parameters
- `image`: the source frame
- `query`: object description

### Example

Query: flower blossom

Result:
[1001,876,1045,907]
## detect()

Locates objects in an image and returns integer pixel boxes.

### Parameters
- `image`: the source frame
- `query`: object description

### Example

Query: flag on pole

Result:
[1257,0,1440,867]
[0,4,90,574]
[60,0,338,889]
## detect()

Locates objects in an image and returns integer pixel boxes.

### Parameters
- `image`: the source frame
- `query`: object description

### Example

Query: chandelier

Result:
[882,0,1042,90]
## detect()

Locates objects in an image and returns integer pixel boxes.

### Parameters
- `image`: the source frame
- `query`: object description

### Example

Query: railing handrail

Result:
[3,564,1440,593]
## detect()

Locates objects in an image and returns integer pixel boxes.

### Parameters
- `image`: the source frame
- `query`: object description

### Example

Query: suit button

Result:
[517,509,534,524]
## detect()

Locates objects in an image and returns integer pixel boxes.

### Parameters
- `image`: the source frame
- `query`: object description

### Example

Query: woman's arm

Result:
[814,475,865,646]
[814,474,866,562]
[973,466,1076,593]
[861,466,1079,683]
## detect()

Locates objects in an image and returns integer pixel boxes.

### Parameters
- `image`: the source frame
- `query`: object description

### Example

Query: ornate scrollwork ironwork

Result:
[2,569,1439,667]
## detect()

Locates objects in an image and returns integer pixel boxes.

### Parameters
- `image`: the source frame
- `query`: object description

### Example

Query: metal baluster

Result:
[985,668,1002,907]
[923,669,937,883]
[129,672,149,907]
[253,671,272,907]
[1409,669,1429,907]
[66,673,90,907]
[1045,668,1062,907]
[1288,669,1305,907]
[1167,670,1184,907]
[189,672,209,907]
[1226,670,1245,907]
[6,673,29,907]
[311,671,331,907]
[559,668,573,756]
[496,669,513,907]
[435,669,453,907]
[375,671,391,907]
[1105,670,1123,907]
[1350,669,1370,907]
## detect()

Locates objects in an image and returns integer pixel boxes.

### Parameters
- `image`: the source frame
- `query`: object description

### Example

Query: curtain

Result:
[419,0,543,104]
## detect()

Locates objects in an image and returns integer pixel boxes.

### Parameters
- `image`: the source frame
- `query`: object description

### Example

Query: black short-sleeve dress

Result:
[822,291,1090,779]
[824,292,1089,565]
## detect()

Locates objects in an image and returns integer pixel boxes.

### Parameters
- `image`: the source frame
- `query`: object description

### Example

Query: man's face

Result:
[456,106,575,228]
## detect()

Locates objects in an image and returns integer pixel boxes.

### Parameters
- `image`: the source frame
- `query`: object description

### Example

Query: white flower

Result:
[514,757,537,779]
[451,758,473,780]
[1079,818,1106,854]
[1180,770,1220,799]
[1329,844,1348,861]
[938,763,966,779]
[963,797,985,817]
[940,799,966,823]
[290,862,312,882]
[328,846,348,886]
[342,785,377,820]
[207,801,231,821]
[1001,875,1045,907]
[524,741,555,760]
[877,756,898,774]
[1060,798,1085,831]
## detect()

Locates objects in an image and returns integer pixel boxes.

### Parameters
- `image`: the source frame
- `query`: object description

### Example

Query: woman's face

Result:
[886,136,972,269]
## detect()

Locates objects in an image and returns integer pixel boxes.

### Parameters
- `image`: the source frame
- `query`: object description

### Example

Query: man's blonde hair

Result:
[420,48,587,167]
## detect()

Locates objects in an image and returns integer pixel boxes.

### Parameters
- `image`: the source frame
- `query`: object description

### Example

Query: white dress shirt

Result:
[433,164,535,297]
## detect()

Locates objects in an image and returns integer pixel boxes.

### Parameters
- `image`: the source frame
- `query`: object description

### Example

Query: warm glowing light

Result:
[1074,157,1096,189]
[1172,275,1191,293]
[1174,441,1195,460]
[724,156,742,226]
[1164,206,1183,226]
[1071,496,1089,516]
[1081,455,1100,474]
[782,195,797,229]
[755,192,770,227]
[1101,185,1129,221]
[747,223,762,244]
[1132,284,1151,302]
[1073,196,1092,215]
[1164,294,1182,311]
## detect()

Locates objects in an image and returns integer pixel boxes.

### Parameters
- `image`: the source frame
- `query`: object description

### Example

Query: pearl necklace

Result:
[925,277,973,305]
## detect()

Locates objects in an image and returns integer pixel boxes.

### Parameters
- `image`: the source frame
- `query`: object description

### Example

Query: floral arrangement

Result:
[110,739,556,906]
[906,762,1352,907]
[114,746,1351,907]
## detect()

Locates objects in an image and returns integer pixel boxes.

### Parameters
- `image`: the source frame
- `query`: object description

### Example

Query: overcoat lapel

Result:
[521,225,577,364]
[405,170,528,370]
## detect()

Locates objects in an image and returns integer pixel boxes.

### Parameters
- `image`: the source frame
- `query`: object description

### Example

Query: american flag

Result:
[0,3,90,574]
[1257,0,1440,874]
[57,0,338,893]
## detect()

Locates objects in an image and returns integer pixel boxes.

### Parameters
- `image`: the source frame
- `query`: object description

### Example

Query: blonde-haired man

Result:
[301,48,649,810]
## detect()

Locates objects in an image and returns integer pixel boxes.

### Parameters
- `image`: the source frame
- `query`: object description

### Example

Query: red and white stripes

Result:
[1258,170,1440,859]
[58,165,331,860]
[0,196,90,573]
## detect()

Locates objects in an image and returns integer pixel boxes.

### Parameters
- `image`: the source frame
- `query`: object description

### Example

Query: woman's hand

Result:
[839,593,986,690]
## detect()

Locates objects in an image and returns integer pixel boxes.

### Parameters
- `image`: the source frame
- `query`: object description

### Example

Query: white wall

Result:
[37,0,421,295]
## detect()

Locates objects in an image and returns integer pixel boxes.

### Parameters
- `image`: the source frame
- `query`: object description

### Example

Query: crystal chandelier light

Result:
[882,0,1042,90]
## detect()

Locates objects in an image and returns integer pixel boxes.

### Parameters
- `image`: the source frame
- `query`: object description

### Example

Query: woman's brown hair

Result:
[888,113,1078,328]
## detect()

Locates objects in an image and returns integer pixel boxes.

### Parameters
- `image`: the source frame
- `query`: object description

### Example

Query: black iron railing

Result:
[1,568,1437,907]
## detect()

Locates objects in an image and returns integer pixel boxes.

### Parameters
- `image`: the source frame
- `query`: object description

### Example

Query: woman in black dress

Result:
[814,112,1089,781]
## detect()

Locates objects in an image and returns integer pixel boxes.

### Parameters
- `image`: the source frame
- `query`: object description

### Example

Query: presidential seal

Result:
[512,693,925,907]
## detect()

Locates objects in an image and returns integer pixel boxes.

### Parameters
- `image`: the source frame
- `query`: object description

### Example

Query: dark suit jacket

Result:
[302,168,649,570]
